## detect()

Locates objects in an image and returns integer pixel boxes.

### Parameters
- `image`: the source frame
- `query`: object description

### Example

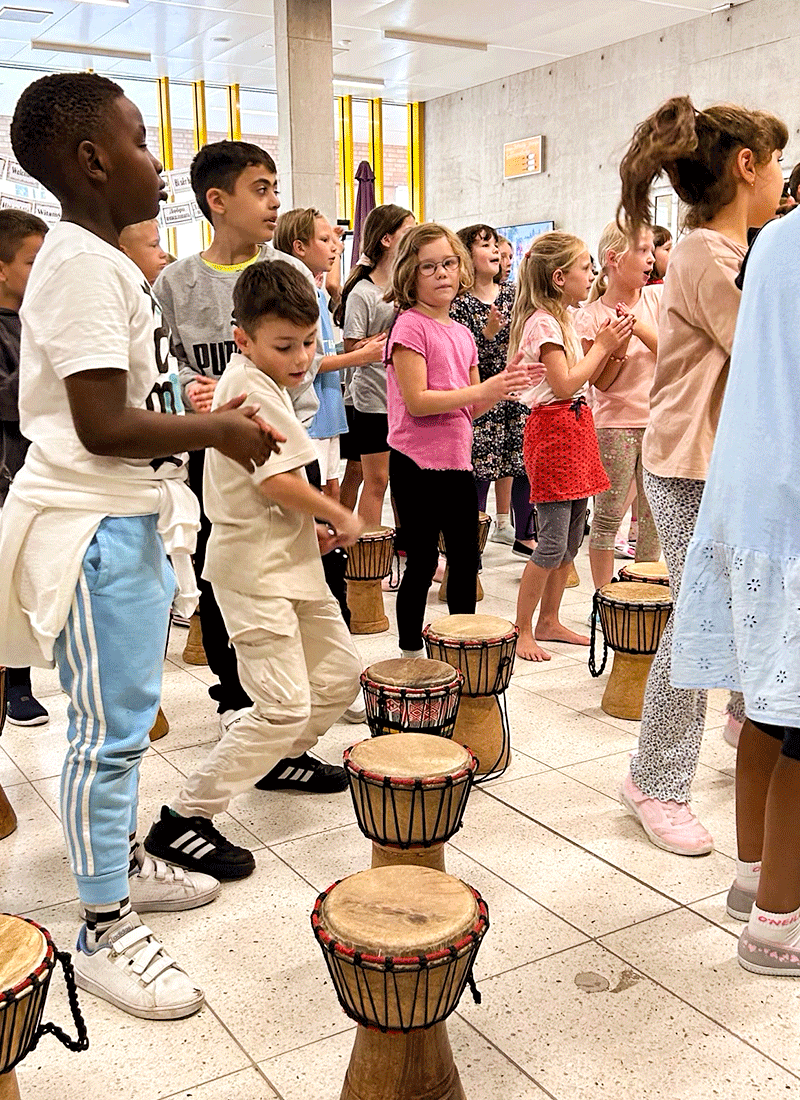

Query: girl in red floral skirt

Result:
[511,232,634,661]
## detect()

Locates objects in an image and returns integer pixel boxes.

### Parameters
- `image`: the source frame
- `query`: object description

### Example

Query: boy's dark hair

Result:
[0,210,48,263]
[457,223,499,255]
[233,260,318,335]
[191,141,277,223]
[11,73,124,196]
[789,162,800,203]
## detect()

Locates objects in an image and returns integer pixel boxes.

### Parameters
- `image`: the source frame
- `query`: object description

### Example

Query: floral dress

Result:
[450,283,525,480]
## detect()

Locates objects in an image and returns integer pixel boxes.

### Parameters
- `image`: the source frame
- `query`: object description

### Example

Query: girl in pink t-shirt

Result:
[386,223,531,654]
[576,222,661,590]
[510,232,633,662]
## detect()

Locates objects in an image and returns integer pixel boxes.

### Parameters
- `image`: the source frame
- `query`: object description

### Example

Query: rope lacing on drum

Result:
[28,950,89,1055]
[588,590,608,678]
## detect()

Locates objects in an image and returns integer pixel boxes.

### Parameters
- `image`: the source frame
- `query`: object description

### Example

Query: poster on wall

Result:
[503,136,543,180]
[495,220,555,281]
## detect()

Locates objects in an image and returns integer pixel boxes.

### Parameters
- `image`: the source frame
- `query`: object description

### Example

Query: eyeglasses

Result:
[417,256,460,277]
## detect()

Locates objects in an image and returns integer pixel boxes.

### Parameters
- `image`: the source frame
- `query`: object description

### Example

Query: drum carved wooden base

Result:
[437,566,484,604]
[453,697,510,777]
[340,1023,466,1100]
[0,784,17,841]
[602,652,655,721]
[347,580,389,634]
[0,1069,21,1100]
[371,841,446,873]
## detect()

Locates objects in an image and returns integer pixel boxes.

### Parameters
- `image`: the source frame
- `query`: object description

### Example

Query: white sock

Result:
[735,858,761,889]
[400,648,424,659]
[749,903,800,945]
[495,513,511,528]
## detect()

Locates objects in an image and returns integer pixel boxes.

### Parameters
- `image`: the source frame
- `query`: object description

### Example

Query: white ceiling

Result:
[0,0,736,111]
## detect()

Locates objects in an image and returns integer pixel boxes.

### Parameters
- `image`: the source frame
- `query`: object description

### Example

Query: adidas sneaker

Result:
[255,752,349,793]
[144,807,255,880]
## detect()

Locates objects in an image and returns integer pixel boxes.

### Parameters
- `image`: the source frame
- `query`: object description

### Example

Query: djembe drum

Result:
[423,615,517,781]
[0,668,15,841]
[589,581,673,720]
[618,560,669,587]
[345,527,395,634]
[438,513,491,602]
[360,658,463,740]
[344,733,476,872]
[312,865,488,1100]
[0,914,88,1100]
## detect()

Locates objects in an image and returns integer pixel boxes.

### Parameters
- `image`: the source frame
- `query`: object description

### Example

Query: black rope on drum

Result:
[588,590,608,677]
[29,951,89,1055]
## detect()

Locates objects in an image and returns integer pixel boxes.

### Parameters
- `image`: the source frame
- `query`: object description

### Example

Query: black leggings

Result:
[751,719,800,762]
[389,449,479,651]
[189,449,252,714]
[475,474,536,540]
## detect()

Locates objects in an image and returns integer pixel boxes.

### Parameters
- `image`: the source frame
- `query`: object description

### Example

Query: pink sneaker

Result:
[723,714,743,748]
[433,554,447,583]
[619,773,714,856]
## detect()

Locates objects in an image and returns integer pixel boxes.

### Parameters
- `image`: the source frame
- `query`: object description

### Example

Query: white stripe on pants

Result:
[171,589,361,818]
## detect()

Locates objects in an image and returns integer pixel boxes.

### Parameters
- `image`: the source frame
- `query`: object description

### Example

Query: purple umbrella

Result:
[350,160,376,270]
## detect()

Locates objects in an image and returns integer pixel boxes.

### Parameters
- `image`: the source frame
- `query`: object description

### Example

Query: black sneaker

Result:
[6,685,49,726]
[144,806,255,880]
[512,540,533,559]
[255,753,349,794]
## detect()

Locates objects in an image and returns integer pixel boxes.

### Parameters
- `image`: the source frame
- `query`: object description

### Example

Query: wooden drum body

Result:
[0,668,15,841]
[311,866,488,1100]
[0,914,88,1100]
[346,527,395,635]
[344,733,476,872]
[618,561,669,587]
[590,582,673,721]
[423,615,516,781]
[438,512,491,603]
[361,658,463,740]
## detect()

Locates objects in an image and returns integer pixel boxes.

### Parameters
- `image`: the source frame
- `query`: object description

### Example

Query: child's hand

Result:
[315,523,339,556]
[213,394,286,472]
[595,314,635,357]
[186,375,217,413]
[352,332,387,365]
[481,352,535,402]
[331,511,366,548]
[482,303,507,341]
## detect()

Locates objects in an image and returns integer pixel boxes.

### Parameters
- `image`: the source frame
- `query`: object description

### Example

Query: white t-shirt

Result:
[20,222,186,487]
[202,353,328,600]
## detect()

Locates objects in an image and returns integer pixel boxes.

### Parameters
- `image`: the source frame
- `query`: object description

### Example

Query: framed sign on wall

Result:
[504,136,543,179]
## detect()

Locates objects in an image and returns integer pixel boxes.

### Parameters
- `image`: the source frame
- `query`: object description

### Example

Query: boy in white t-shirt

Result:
[0,73,282,1021]
[145,260,364,879]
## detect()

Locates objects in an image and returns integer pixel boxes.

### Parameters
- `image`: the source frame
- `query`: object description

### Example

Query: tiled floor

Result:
[3,532,799,1099]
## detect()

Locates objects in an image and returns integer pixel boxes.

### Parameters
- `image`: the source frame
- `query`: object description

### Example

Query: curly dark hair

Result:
[11,72,124,195]
[191,141,276,223]
[456,223,498,255]
[233,260,318,335]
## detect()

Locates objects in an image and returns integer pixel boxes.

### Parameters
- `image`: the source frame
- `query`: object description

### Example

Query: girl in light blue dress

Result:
[672,209,800,976]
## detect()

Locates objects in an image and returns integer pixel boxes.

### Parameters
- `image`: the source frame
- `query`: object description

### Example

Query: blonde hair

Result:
[273,207,321,256]
[507,232,586,362]
[587,222,631,302]
[387,223,473,311]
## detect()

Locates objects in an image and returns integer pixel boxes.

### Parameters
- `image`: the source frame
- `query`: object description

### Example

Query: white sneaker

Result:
[128,848,221,913]
[490,523,515,546]
[343,700,367,724]
[73,913,204,1020]
[219,707,250,736]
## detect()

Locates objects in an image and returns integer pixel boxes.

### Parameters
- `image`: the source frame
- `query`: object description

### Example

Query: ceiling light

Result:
[382,29,487,51]
[333,74,385,88]
[0,6,51,22]
[31,37,150,60]
[212,35,230,42]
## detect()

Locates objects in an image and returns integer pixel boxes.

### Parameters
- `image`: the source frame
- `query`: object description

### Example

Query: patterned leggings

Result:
[629,471,743,802]
[590,427,659,558]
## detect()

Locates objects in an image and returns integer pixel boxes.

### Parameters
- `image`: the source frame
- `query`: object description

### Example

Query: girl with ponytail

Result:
[616,95,786,857]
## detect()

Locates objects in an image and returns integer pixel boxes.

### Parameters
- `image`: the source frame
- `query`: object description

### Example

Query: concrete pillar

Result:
[274,0,337,217]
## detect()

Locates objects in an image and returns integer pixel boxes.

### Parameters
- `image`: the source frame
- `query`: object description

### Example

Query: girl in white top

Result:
[511,232,633,662]
[576,222,661,590]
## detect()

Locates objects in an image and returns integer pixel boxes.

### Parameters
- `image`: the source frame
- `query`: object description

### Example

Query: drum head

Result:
[599,581,672,605]
[0,914,46,990]
[360,526,394,540]
[366,658,459,689]
[320,866,478,956]
[428,614,514,641]
[349,732,472,778]
[621,561,668,581]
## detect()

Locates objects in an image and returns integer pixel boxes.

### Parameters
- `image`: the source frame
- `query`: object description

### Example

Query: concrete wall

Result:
[424,0,800,254]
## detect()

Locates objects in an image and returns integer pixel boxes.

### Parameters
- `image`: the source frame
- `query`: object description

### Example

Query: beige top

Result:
[320,866,477,954]
[349,732,471,779]
[202,353,328,600]
[643,228,745,481]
